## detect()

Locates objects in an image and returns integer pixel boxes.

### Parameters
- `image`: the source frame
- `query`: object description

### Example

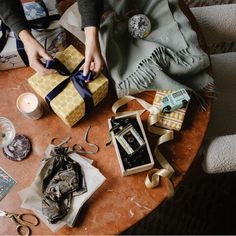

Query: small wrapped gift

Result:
[28,45,109,127]
[0,0,66,71]
[152,90,189,131]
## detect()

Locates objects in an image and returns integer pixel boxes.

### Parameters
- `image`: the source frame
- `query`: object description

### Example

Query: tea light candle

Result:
[16,92,43,120]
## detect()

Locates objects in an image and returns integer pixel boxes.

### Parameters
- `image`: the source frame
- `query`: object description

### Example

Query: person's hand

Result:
[19,30,55,75]
[81,26,104,79]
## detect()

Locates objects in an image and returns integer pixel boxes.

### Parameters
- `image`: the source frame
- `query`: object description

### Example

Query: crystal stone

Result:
[128,14,151,39]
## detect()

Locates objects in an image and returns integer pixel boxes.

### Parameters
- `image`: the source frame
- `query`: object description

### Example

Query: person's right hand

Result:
[81,26,104,79]
[19,30,56,75]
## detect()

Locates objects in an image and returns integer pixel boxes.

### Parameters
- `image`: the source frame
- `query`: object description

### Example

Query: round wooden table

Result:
[0,1,211,235]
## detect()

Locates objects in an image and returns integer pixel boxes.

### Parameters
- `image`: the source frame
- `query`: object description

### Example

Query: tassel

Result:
[166,48,190,67]
[191,90,208,111]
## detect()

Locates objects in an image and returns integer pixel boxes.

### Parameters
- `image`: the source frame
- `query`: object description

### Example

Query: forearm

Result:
[18,29,35,45]
[0,0,29,35]
[77,0,103,29]
[84,26,99,43]
[84,26,102,63]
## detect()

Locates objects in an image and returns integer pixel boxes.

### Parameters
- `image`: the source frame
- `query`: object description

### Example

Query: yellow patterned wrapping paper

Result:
[152,90,188,131]
[28,45,109,127]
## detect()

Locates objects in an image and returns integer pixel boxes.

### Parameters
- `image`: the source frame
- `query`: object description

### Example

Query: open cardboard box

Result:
[108,112,154,176]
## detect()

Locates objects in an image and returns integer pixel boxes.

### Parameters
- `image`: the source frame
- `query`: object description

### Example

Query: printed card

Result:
[0,167,16,201]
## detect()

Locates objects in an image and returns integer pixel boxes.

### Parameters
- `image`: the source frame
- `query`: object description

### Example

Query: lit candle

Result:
[16,92,44,120]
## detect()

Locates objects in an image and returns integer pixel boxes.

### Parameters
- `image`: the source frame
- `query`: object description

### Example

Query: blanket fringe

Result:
[201,82,217,100]
[118,46,192,92]
[191,90,208,111]
[117,46,214,109]
[191,82,216,111]
[176,48,202,64]
[202,82,215,94]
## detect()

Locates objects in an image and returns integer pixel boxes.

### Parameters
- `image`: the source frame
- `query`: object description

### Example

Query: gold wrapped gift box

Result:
[28,45,109,127]
[152,90,188,131]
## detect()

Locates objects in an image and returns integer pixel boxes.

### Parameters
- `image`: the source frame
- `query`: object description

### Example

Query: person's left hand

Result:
[19,30,55,75]
[80,26,104,79]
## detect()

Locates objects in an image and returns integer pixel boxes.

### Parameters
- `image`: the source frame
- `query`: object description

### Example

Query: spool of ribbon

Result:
[45,58,94,116]
[111,95,175,198]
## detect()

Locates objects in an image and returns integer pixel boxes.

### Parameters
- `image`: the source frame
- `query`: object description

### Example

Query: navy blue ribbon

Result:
[45,59,94,116]
[0,21,8,53]
[45,58,71,76]
[16,37,29,66]
[28,0,60,30]
[28,14,61,31]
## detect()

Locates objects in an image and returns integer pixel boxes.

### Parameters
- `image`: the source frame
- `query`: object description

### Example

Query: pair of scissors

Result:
[0,209,39,236]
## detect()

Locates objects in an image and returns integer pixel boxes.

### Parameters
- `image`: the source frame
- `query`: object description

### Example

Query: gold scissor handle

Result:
[16,224,31,236]
[6,212,39,236]
[18,213,39,227]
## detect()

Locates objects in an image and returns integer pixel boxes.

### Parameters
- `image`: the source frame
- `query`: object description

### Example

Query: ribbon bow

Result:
[45,58,94,116]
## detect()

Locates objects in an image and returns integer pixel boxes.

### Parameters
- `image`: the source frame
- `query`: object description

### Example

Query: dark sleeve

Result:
[77,0,103,29]
[0,0,29,35]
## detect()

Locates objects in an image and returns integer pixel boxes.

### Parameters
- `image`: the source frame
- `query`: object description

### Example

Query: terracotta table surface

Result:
[0,1,212,235]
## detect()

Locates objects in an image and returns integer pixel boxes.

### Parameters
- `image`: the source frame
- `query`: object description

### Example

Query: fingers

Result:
[80,62,95,71]
[40,50,52,61]
[32,49,54,75]
[89,62,95,71]
[26,47,55,75]
[30,50,55,75]
[30,59,55,76]
[93,60,103,79]
[20,32,55,75]
[82,56,104,80]
[83,56,91,76]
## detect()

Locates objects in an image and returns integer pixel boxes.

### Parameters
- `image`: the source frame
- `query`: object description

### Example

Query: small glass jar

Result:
[0,117,16,148]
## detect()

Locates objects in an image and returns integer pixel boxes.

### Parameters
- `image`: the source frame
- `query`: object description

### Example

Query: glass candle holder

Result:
[16,92,44,120]
[0,117,16,148]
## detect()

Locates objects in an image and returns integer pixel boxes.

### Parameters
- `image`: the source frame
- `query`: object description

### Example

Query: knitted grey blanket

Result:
[99,0,214,99]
